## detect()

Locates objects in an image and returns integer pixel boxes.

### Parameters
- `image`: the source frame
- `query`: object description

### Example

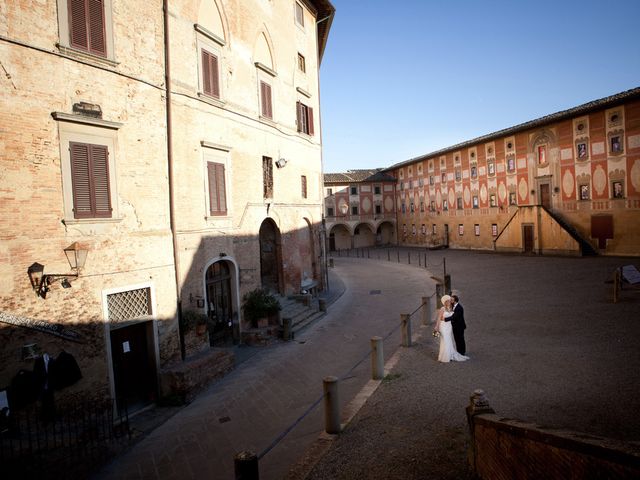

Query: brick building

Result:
[387,88,640,256]
[0,0,334,413]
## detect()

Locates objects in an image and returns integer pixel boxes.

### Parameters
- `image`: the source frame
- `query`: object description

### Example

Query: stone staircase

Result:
[241,294,324,345]
[543,207,598,255]
[278,294,324,339]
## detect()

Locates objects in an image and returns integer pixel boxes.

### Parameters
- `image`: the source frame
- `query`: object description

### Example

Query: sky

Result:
[319,0,640,173]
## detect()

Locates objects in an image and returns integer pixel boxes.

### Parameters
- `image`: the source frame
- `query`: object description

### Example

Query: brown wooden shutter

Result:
[69,0,89,50]
[69,0,106,56]
[202,50,220,98]
[70,142,111,218]
[308,106,314,135]
[208,162,227,215]
[296,101,302,132]
[88,0,106,55]
[216,163,226,213]
[260,81,272,119]
[91,144,112,217]
[70,142,92,218]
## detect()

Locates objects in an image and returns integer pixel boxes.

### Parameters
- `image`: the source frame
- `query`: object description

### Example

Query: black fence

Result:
[0,398,130,479]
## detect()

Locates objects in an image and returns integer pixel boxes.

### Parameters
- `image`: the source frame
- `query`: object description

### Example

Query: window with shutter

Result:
[202,49,220,98]
[260,81,273,119]
[207,161,227,216]
[70,142,112,218]
[68,0,107,56]
[295,2,304,27]
[296,101,314,136]
[301,175,307,198]
[263,156,273,199]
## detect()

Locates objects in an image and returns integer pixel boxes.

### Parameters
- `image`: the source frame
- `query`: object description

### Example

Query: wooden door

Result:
[523,225,534,253]
[540,184,551,209]
[110,322,156,413]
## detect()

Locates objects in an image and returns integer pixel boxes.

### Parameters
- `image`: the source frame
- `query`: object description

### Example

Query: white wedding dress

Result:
[438,310,469,363]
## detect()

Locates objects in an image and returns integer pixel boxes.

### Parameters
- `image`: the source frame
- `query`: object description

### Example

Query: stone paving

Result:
[95,248,640,480]
[94,256,435,480]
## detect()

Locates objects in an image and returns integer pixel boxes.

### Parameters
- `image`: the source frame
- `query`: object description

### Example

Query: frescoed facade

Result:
[388,88,640,256]
[323,170,398,250]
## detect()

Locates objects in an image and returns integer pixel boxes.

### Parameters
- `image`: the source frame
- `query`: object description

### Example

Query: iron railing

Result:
[0,398,130,479]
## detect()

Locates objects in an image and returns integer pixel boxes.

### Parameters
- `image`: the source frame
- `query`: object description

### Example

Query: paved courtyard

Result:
[96,249,640,479]
[302,249,640,479]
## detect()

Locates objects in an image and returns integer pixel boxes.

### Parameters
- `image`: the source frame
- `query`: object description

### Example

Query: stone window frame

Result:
[608,130,624,156]
[575,140,589,161]
[56,0,117,65]
[196,26,226,105]
[53,112,122,224]
[470,163,478,179]
[579,184,590,201]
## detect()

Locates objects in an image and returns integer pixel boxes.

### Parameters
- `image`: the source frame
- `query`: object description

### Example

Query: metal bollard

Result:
[387,249,391,261]
[319,298,327,312]
[444,274,452,294]
[234,451,259,480]
[371,336,384,380]
[436,284,445,307]
[421,296,431,326]
[329,257,334,268]
[323,376,341,434]
[401,313,412,347]
[282,318,292,341]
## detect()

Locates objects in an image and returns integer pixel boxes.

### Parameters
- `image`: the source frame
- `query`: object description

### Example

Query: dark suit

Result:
[449,302,466,355]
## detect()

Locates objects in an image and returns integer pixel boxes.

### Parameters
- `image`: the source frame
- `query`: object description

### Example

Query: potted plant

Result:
[181,310,208,335]
[242,288,281,328]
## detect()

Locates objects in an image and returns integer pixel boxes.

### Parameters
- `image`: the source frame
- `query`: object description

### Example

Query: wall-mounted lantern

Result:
[27,242,88,299]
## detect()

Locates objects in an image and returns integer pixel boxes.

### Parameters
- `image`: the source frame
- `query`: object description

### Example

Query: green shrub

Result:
[242,288,281,326]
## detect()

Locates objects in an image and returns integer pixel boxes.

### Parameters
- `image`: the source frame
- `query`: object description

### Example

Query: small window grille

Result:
[107,288,151,322]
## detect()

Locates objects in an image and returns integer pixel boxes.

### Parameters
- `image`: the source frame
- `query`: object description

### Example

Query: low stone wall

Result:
[467,390,640,479]
[159,348,234,403]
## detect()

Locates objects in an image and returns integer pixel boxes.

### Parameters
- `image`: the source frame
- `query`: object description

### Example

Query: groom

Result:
[449,294,467,355]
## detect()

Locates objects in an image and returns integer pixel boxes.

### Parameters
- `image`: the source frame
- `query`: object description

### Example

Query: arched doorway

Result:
[259,218,283,294]
[205,261,235,346]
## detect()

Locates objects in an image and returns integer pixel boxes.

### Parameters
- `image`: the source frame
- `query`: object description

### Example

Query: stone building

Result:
[387,88,640,256]
[323,169,398,250]
[0,0,334,414]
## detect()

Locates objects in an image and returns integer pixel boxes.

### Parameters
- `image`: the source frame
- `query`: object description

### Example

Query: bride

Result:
[435,295,469,363]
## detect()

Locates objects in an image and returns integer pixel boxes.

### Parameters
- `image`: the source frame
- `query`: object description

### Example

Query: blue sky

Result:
[319,0,640,173]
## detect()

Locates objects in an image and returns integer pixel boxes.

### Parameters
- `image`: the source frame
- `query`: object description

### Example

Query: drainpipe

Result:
[163,0,185,359]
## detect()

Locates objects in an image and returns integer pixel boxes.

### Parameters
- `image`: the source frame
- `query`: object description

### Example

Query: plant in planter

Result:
[242,288,281,328]
[181,310,208,335]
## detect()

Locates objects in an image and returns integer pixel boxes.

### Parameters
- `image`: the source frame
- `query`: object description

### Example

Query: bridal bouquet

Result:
[432,330,440,338]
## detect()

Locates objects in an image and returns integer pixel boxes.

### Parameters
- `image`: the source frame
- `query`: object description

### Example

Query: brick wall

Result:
[469,414,640,479]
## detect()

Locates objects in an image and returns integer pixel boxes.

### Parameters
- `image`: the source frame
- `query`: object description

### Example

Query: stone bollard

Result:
[234,451,259,480]
[401,313,412,347]
[323,376,341,434]
[421,296,431,326]
[370,336,384,380]
[282,317,292,341]
[319,298,327,312]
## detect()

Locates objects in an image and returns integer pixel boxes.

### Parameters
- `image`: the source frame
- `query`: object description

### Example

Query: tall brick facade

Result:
[0,0,334,411]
